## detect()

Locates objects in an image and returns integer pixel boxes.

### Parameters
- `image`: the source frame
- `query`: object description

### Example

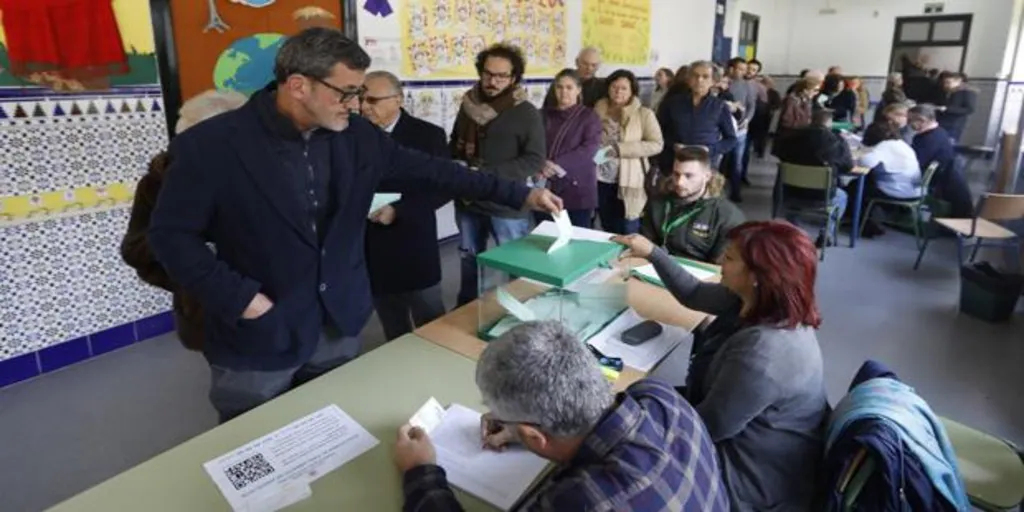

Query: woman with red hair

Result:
[614,220,829,511]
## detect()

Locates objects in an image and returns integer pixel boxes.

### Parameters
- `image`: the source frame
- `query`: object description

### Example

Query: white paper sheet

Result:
[433,404,549,511]
[546,210,573,254]
[368,193,402,217]
[496,287,536,321]
[633,261,717,285]
[409,397,447,434]
[532,220,615,243]
[587,309,693,372]
[203,405,379,512]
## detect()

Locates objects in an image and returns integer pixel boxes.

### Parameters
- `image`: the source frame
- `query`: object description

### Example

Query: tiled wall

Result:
[0,87,174,388]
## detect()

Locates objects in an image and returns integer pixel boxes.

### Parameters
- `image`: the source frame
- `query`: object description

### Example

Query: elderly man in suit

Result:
[149,28,562,422]
[360,70,449,341]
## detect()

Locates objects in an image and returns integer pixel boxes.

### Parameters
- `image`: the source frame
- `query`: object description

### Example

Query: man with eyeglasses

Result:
[148,29,562,423]
[392,321,730,511]
[451,43,546,306]
[360,70,449,341]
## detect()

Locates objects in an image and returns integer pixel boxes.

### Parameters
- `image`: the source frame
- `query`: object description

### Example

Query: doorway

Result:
[738,12,760,61]
[889,14,972,74]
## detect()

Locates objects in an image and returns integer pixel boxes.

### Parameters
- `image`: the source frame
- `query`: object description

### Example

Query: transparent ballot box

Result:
[474,233,631,342]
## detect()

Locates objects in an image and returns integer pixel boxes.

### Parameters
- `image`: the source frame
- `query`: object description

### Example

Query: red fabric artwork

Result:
[0,0,128,78]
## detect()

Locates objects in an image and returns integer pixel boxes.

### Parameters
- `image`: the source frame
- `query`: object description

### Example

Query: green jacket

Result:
[641,195,744,263]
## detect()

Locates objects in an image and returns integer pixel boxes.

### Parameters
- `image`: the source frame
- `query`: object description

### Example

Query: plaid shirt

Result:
[402,379,729,511]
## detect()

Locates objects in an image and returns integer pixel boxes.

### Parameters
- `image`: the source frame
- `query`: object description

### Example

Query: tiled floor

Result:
[1,158,1021,512]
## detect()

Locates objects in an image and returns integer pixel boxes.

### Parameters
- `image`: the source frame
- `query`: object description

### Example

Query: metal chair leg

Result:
[955,236,965,268]
[914,233,932,270]
[969,238,982,263]
[858,201,876,238]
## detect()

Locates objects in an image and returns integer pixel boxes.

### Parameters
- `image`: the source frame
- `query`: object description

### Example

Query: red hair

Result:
[728,221,822,329]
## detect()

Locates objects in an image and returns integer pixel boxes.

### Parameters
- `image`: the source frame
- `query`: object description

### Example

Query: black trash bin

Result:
[959,262,1024,323]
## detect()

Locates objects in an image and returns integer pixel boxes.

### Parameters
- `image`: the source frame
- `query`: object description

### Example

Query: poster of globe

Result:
[213,33,287,96]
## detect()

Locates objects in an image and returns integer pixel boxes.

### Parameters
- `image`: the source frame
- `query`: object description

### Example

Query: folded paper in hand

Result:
[546,210,572,253]
[409,397,446,434]
[368,193,401,217]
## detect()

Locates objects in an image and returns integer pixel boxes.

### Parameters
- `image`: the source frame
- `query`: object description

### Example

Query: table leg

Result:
[850,175,867,248]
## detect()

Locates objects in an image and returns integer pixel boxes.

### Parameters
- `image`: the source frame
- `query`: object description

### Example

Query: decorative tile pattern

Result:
[0,207,172,360]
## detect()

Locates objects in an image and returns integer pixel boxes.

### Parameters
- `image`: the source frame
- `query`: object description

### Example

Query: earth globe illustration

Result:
[213,33,286,96]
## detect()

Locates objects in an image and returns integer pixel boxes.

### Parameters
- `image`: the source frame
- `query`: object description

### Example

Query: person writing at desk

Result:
[613,221,829,511]
[393,321,729,511]
[641,146,743,264]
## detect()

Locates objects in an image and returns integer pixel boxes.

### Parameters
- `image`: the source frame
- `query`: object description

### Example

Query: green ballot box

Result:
[474,234,630,342]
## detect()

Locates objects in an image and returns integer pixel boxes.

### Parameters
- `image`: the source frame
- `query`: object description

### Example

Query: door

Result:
[738,13,759,61]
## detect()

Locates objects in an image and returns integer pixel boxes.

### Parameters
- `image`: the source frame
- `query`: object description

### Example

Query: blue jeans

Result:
[728,132,748,200]
[456,209,531,306]
[597,182,639,235]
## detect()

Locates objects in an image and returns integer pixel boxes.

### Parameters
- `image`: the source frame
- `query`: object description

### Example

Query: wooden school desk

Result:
[49,335,499,512]
[416,257,721,392]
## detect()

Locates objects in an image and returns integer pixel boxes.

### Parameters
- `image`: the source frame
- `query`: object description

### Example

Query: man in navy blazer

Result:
[361,70,450,341]
[148,29,562,422]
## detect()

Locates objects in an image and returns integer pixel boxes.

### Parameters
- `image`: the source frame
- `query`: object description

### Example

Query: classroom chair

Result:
[772,162,839,261]
[914,192,1024,270]
[942,417,1024,511]
[858,162,940,250]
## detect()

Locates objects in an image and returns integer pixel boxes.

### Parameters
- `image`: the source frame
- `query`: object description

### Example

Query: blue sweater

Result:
[657,93,737,167]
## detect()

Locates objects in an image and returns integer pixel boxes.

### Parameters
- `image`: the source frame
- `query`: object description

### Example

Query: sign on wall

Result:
[581,0,651,66]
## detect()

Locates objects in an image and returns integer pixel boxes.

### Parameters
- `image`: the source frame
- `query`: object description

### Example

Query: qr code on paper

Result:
[224,453,276,490]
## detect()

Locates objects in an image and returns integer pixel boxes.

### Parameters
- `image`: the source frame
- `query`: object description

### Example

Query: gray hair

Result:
[274,27,371,83]
[475,321,612,437]
[576,46,600,60]
[365,70,403,96]
[175,89,247,134]
[909,103,938,121]
[688,60,714,75]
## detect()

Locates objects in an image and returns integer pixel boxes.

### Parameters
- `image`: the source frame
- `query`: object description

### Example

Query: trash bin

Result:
[959,262,1024,323]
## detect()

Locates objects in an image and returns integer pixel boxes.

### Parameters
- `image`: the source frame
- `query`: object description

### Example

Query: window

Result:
[889,14,972,73]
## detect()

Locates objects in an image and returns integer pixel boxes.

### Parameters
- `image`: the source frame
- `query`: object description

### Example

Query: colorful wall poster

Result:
[400,0,567,79]
[0,0,159,90]
[581,0,651,66]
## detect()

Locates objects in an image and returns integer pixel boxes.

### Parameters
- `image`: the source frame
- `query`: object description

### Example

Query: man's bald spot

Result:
[576,47,600,79]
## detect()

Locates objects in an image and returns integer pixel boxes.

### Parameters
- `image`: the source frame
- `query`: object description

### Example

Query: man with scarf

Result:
[451,43,546,306]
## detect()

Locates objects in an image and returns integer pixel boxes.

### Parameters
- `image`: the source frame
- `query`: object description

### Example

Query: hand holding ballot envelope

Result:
[524,188,564,214]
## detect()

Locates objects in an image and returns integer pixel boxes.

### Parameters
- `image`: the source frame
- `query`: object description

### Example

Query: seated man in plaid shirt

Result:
[393,321,729,511]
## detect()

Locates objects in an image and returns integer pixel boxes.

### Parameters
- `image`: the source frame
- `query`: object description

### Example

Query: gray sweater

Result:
[650,248,829,511]
[728,79,758,132]
[450,100,546,219]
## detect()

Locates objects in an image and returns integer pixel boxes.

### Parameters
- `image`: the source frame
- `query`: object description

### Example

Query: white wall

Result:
[725,0,794,74]
[356,0,716,80]
[732,0,1017,78]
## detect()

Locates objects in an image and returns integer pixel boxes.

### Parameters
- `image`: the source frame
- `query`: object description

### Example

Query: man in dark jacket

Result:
[909,104,974,217]
[657,61,737,173]
[450,43,546,305]
[360,71,449,341]
[936,72,976,142]
[148,29,561,422]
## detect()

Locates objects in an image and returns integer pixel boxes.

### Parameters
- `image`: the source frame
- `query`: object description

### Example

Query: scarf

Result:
[452,84,527,166]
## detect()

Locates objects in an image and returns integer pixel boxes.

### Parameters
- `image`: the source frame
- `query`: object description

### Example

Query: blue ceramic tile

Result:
[39,338,91,373]
[89,323,137,356]
[135,311,175,341]
[0,352,40,388]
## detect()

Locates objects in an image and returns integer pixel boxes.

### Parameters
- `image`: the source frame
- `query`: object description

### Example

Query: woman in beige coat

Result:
[593,69,664,234]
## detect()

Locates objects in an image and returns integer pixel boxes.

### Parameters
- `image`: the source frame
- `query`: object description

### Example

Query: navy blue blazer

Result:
[149,97,529,371]
[657,93,737,168]
[365,110,450,295]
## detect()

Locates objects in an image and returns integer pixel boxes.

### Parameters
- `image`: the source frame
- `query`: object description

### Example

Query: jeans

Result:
[534,209,593,228]
[456,209,531,306]
[728,132,748,201]
[373,284,446,341]
[209,330,362,423]
[596,182,639,235]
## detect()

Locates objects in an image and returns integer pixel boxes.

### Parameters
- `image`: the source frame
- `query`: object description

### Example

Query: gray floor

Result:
[2,158,1022,512]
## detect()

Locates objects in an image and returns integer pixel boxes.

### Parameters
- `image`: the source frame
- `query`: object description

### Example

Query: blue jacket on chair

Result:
[149,88,530,371]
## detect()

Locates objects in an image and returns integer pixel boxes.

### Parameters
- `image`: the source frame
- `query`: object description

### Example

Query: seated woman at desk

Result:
[613,220,829,512]
[847,121,922,238]
[640,145,744,263]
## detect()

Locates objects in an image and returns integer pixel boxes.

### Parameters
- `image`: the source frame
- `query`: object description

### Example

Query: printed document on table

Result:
[433,404,549,511]
[203,405,379,512]
[587,309,693,372]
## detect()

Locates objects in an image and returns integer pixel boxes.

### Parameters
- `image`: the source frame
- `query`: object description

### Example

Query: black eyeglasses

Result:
[309,76,364,103]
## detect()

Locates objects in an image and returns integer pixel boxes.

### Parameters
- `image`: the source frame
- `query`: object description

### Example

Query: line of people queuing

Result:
[119,28,968,510]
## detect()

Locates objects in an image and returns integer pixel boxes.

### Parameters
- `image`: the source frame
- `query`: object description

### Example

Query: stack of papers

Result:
[412,401,549,511]
[587,309,693,372]
[203,405,379,512]
[632,261,717,287]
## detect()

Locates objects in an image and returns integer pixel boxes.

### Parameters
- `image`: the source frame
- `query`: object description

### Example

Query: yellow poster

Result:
[400,0,567,79]
[581,0,651,66]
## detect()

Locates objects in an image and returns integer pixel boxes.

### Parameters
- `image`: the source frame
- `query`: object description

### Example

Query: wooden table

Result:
[49,335,499,512]
[416,258,719,392]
